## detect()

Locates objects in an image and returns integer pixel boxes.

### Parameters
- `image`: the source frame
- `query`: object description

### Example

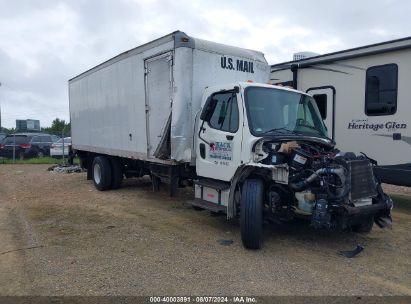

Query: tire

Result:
[109,157,123,189]
[92,156,112,191]
[240,179,264,249]
[37,150,44,158]
[352,216,374,233]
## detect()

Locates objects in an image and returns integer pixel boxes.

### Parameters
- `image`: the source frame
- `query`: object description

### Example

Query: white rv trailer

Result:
[271,37,411,186]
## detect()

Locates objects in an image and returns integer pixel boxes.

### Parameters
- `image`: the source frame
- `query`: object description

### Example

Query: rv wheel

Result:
[92,156,112,191]
[240,179,264,249]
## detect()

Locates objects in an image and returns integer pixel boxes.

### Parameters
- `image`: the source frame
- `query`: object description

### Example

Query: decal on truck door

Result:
[209,141,233,162]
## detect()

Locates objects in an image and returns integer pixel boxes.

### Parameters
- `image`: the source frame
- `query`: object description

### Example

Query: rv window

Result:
[365,64,398,116]
[208,92,239,133]
[313,94,327,119]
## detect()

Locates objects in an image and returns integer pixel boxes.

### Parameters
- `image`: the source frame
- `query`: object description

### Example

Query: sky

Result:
[0,0,410,128]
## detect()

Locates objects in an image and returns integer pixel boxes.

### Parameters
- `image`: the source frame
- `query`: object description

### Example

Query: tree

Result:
[42,118,71,136]
[0,127,15,134]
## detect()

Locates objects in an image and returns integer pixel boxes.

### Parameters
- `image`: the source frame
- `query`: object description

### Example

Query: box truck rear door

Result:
[144,52,173,158]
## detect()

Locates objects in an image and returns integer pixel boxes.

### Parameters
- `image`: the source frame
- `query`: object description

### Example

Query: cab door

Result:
[306,86,335,139]
[196,89,243,181]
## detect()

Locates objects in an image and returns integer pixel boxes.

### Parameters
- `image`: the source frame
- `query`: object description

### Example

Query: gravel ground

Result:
[0,164,410,296]
[383,184,411,197]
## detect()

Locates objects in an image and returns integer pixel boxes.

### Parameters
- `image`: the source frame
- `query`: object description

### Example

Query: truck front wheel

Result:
[240,179,264,249]
[92,156,112,191]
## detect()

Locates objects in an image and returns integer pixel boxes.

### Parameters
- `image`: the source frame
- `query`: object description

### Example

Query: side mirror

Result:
[200,96,217,122]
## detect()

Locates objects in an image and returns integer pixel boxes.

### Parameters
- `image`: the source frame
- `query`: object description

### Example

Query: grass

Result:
[0,156,79,165]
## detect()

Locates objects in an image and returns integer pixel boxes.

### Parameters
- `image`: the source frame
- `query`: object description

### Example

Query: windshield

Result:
[3,135,31,144]
[245,87,328,138]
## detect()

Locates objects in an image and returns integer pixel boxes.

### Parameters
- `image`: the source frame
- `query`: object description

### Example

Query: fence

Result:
[0,130,73,165]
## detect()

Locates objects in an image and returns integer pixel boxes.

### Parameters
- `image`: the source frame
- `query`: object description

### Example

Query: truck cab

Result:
[194,82,392,249]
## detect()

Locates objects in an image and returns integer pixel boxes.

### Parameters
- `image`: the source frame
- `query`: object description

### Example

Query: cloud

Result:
[0,0,410,128]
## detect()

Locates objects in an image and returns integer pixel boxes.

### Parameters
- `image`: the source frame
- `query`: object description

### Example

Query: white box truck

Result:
[69,31,392,249]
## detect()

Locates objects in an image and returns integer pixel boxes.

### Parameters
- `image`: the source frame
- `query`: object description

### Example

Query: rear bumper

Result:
[342,194,393,228]
[50,150,69,156]
[344,202,389,216]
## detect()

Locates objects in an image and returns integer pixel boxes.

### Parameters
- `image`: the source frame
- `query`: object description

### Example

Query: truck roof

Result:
[69,31,267,83]
[240,82,309,95]
[205,82,309,96]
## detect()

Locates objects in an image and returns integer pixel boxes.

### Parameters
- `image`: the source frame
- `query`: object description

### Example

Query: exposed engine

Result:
[253,139,393,230]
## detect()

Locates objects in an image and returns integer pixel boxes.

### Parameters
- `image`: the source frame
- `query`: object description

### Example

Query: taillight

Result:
[19,143,32,149]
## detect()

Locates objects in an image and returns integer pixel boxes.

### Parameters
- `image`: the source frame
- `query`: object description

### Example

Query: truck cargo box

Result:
[69,31,269,163]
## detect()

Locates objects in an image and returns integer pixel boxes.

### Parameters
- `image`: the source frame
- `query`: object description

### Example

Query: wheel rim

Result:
[38,151,44,157]
[94,163,102,184]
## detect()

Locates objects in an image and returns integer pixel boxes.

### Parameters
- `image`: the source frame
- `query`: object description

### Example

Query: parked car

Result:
[51,135,61,143]
[0,133,54,159]
[50,137,71,157]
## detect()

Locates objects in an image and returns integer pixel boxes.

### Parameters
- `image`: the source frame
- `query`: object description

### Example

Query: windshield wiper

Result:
[297,123,334,142]
[260,127,300,136]
[298,122,322,132]
[261,125,334,143]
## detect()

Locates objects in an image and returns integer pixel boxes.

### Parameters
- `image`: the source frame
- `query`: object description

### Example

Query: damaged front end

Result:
[251,138,393,231]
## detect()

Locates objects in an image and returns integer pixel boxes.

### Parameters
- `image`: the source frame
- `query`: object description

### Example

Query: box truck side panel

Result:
[70,40,174,159]
[70,33,270,164]
[170,46,270,162]
[170,47,194,162]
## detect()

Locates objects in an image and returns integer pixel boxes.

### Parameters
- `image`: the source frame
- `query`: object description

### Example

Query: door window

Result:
[40,136,52,143]
[313,94,327,119]
[31,136,40,143]
[4,136,29,144]
[208,92,239,133]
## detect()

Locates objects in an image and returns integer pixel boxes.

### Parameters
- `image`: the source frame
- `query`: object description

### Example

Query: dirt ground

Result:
[0,164,410,296]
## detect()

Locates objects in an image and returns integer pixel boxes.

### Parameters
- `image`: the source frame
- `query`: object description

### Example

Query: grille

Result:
[349,159,377,200]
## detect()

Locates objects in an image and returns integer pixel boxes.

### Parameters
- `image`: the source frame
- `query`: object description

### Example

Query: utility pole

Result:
[0,82,2,132]
[62,125,66,164]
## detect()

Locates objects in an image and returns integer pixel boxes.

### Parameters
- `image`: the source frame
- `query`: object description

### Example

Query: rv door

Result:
[306,87,335,139]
